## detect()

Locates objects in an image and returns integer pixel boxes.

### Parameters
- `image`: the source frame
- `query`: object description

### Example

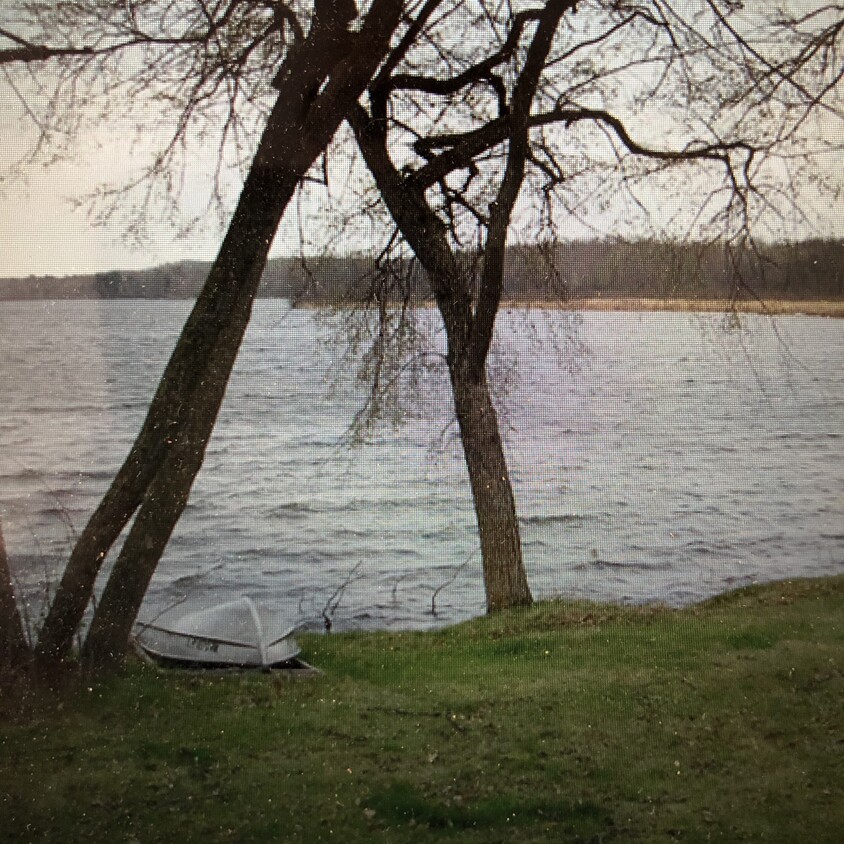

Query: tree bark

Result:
[450,368,532,611]
[0,518,30,675]
[81,378,231,668]
[35,105,299,669]
[35,0,404,671]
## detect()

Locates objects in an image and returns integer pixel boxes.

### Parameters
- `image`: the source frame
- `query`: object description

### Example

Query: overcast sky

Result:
[0,106,240,278]
[1,56,843,278]
[2,150,839,279]
[1,163,226,278]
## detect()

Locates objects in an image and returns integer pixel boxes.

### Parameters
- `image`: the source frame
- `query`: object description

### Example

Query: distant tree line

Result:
[2,239,842,303]
[519,239,844,300]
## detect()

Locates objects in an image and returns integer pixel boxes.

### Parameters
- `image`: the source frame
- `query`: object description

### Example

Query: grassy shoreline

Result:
[2,575,842,842]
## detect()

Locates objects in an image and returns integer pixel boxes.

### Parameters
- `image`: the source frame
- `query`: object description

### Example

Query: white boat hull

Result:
[134,596,300,668]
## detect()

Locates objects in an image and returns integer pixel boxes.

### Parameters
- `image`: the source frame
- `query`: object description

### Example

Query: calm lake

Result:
[1,300,842,632]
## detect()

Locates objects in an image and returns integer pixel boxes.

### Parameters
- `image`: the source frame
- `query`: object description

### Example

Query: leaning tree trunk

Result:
[33,93,308,671]
[35,0,404,672]
[80,151,300,669]
[81,368,236,667]
[78,143,311,665]
[450,366,533,611]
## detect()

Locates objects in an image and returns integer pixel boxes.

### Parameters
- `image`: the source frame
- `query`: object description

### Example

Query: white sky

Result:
[0,102,234,277]
[0,163,226,278]
[0,122,362,277]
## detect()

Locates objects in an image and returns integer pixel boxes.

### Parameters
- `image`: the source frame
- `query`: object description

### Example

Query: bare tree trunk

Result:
[346,4,572,615]
[79,157,294,666]
[81,397,221,668]
[34,0,404,672]
[450,368,532,611]
[34,151,294,668]
[34,89,306,670]
[350,105,534,613]
[0,518,30,676]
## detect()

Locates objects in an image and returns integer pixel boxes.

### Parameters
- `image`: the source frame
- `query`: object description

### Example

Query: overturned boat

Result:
[134,595,302,669]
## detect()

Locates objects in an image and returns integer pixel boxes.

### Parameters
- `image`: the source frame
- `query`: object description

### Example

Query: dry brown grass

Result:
[513,296,844,316]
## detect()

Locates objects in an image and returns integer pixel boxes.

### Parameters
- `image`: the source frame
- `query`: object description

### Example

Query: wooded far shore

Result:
[3,239,843,306]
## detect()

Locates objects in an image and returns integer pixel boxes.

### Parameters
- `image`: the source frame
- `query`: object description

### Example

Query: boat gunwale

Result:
[135,621,299,651]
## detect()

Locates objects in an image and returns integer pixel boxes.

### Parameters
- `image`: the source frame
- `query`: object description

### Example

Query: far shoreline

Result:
[286,294,844,317]
[3,294,844,317]
[504,296,844,318]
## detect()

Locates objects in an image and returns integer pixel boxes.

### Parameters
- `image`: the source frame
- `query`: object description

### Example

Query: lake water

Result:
[1,300,842,633]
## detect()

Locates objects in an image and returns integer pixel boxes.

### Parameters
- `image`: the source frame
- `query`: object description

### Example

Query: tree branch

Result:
[469,0,575,376]
[0,38,95,65]
[385,7,543,100]
[412,101,756,193]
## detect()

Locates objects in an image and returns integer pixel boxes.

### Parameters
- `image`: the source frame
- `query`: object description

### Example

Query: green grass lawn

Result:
[2,575,842,843]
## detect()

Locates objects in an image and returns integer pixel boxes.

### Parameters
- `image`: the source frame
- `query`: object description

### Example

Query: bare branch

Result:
[387,6,542,97]
[0,40,94,65]
[469,0,576,375]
